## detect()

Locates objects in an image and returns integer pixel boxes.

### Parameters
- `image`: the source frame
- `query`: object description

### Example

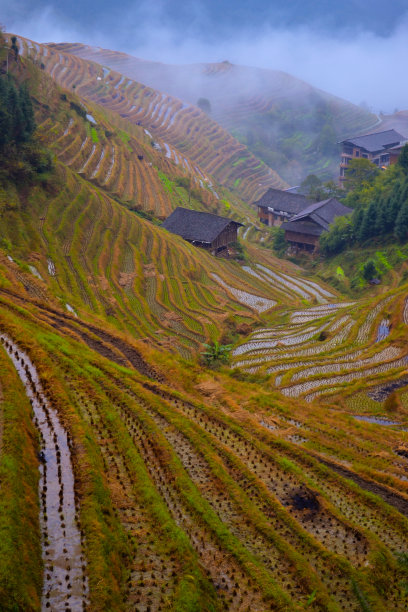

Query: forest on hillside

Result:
[319,148,408,255]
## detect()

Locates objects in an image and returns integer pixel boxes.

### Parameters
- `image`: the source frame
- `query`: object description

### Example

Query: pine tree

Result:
[352,207,364,242]
[398,143,408,175]
[394,200,408,242]
[358,201,376,242]
[374,197,387,236]
[19,84,35,140]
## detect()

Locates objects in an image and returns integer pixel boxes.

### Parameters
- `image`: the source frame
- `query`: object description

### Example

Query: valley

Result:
[0,29,408,612]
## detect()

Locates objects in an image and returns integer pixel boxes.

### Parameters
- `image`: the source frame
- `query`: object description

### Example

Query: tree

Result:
[197,97,211,114]
[10,36,19,60]
[398,143,408,175]
[361,259,377,281]
[273,228,287,255]
[300,174,322,200]
[394,200,408,242]
[344,158,379,192]
[319,216,352,255]
[358,201,377,242]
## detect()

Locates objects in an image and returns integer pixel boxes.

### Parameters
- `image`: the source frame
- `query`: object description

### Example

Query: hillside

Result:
[1,35,408,612]
[54,43,380,186]
[13,35,288,204]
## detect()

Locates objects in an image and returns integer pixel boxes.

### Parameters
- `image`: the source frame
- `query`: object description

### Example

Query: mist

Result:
[2,1,408,113]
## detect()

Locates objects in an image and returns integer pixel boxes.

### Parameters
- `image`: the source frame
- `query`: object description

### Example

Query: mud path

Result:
[0,289,160,381]
[0,334,88,611]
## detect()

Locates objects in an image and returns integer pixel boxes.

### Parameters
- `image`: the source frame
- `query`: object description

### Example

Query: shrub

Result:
[201,341,232,367]
[361,259,377,281]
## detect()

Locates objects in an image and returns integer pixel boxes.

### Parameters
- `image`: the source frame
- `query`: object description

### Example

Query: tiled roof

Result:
[341,129,403,153]
[282,198,352,236]
[282,220,323,237]
[163,207,243,243]
[253,188,310,215]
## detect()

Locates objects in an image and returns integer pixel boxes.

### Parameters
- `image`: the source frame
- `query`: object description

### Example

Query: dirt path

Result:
[0,334,88,611]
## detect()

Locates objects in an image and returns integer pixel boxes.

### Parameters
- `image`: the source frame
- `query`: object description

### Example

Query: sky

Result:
[1,0,408,113]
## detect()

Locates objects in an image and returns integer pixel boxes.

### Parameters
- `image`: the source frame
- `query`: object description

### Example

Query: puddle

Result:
[376,319,390,342]
[29,265,43,280]
[0,334,88,611]
[65,303,78,317]
[352,415,400,426]
[47,259,56,276]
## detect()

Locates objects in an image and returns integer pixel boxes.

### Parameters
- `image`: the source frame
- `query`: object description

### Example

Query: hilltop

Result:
[1,33,408,612]
[53,43,380,185]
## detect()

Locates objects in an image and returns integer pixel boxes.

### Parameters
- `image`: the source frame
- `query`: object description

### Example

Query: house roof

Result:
[282,198,352,236]
[341,129,404,154]
[283,220,324,237]
[162,207,243,243]
[254,188,310,215]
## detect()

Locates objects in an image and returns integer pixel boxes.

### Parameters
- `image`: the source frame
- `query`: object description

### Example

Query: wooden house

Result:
[254,188,310,227]
[163,207,243,255]
[282,198,352,252]
[339,129,404,187]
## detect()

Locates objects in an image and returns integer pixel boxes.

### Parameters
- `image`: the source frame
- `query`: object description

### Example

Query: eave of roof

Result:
[339,129,404,153]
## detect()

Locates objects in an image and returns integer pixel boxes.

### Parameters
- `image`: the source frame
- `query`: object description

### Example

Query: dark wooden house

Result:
[282,198,352,252]
[254,188,311,227]
[339,129,404,187]
[163,207,243,254]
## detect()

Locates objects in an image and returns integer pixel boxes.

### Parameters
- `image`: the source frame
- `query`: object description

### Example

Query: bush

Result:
[361,259,377,281]
[201,341,232,367]
[273,228,287,256]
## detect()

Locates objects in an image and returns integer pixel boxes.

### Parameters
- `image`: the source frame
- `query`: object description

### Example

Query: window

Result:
[380,154,389,164]
[355,150,360,157]
[362,154,368,159]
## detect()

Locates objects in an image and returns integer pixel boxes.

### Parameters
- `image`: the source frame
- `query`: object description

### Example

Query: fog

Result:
[2,1,408,113]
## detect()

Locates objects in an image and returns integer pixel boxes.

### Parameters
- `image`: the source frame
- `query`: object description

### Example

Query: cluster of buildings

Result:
[163,128,407,255]
[255,189,351,251]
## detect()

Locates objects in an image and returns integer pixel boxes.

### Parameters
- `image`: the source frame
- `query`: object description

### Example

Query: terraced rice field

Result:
[1,290,408,610]
[0,157,280,358]
[16,36,287,202]
[34,93,220,220]
[232,268,408,405]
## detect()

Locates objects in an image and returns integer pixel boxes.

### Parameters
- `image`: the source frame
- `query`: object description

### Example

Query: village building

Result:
[163,207,243,255]
[339,129,404,187]
[254,188,311,227]
[282,198,352,252]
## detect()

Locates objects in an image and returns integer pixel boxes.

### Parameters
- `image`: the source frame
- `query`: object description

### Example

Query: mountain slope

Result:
[1,36,408,612]
[55,43,380,185]
[14,35,288,203]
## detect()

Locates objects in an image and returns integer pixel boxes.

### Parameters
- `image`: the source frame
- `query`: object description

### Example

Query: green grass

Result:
[90,127,99,143]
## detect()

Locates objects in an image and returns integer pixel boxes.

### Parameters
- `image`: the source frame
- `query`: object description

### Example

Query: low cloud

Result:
[2,1,408,113]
